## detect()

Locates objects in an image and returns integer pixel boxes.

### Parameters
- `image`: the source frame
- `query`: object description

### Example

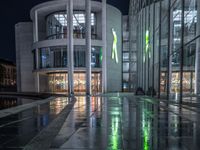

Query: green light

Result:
[142,107,152,150]
[144,30,151,63]
[145,30,149,53]
[111,116,119,150]
[112,28,119,64]
[143,120,150,150]
[100,47,103,64]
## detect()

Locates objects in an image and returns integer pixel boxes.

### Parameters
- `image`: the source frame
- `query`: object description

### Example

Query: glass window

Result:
[183,41,196,67]
[40,48,50,68]
[48,72,102,94]
[160,72,167,93]
[48,73,68,93]
[129,62,137,72]
[123,73,129,82]
[46,11,97,40]
[169,0,183,100]
[182,72,193,93]
[39,46,101,69]
[160,9,169,97]
[123,83,129,92]
[130,52,137,61]
[54,49,62,68]
[184,0,197,44]
[62,51,67,67]
[92,73,102,93]
[123,63,129,72]
[171,72,181,93]
[123,73,129,92]
[182,38,197,95]
[123,53,129,61]
[91,47,101,68]
[172,0,182,52]
[123,41,129,52]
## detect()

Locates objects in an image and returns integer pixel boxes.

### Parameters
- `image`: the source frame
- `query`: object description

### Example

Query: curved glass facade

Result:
[130,0,199,101]
[46,11,97,40]
[37,46,101,69]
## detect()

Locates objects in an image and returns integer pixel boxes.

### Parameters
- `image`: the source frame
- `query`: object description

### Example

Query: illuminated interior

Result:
[46,11,97,40]
[160,71,195,93]
[48,72,102,93]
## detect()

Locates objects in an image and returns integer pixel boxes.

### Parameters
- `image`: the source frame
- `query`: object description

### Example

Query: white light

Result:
[54,13,96,27]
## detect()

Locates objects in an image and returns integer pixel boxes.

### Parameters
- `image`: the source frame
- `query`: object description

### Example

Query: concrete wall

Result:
[38,18,46,41]
[96,12,102,40]
[39,74,48,92]
[106,5,122,92]
[15,22,34,92]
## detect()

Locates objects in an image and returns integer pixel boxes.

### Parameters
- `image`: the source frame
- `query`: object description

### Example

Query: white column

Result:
[35,10,39,42]
[102,0,107,93]
[67,0,74,96]
[34,10,40,93]
[86,0,92,95]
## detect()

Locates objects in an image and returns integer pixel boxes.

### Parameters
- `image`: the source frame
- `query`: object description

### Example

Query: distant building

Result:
[0,59,16,90]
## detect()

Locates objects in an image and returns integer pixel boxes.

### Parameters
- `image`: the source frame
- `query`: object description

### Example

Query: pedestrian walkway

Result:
[1,94,200,150]
[49,94,200,150]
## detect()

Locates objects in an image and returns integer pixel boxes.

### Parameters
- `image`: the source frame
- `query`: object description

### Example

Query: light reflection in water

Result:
[111,116,119,150]
[109,97,121,150]
[142,102,153,150]
[142,116,150,150]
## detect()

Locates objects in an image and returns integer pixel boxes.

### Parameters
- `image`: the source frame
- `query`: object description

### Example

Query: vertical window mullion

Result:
[180,0,185,104]
[167,0,171,100]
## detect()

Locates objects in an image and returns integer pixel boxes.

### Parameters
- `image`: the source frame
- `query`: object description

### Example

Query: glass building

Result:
[129,0,200,102]
[122,16,137,92]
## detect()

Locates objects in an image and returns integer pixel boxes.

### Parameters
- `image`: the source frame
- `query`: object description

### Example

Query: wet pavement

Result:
[0,97,34,110]
[0,97,70,149]
[0,94,200,150]
[51,95,200,150]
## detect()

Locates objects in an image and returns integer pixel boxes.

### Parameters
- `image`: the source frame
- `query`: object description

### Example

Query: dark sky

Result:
[0,0,130,63]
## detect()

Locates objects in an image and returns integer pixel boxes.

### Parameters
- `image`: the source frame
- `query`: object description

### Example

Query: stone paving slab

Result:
[23,98,76,150]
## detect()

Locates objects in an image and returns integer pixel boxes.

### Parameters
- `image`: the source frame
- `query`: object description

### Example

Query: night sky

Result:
[0,0,130,63]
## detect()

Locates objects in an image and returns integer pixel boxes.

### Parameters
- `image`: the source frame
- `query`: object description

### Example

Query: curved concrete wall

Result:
[106,5,122,92]
[30,0,102,20]
[32,39,103,50]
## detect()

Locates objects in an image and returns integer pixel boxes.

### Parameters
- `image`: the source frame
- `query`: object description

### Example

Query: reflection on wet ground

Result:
[0,97,34,110]
[51,95,200,150]
[1,94,200,150]
[0,97,69,149]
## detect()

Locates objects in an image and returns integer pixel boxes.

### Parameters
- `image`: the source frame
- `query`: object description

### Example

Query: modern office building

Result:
[129,0,200,101]
[15,0,122,94]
